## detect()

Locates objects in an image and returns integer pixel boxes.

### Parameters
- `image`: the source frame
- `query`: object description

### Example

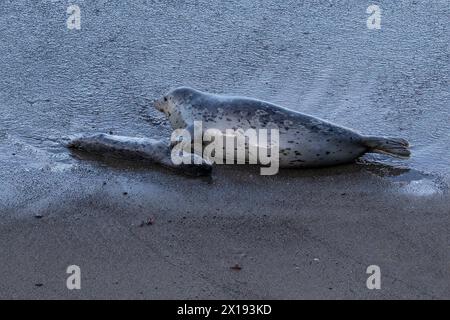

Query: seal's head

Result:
[153,87,199,115]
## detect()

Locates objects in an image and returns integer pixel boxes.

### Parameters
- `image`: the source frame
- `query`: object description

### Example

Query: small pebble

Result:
[230,264,242,271]
[139,217,155,227]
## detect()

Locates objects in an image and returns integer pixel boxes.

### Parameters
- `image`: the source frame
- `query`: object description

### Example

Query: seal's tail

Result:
[362,136,411,158]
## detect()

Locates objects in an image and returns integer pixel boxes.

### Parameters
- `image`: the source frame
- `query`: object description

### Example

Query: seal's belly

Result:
[194,111,367,167]
[276,131,367,167]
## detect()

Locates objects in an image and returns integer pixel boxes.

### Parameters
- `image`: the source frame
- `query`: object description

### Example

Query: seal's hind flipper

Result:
[362,136,411,158]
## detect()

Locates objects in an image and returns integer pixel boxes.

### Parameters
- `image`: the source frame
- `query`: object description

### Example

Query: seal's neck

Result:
[166,102,190,130]
[164,102,179,117]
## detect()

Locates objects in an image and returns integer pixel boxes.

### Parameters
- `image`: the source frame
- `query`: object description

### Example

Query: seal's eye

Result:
[164,97,168,102]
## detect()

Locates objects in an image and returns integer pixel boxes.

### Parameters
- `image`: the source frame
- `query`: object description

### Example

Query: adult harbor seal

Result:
[68,87,410,175]
[153,87,410,168]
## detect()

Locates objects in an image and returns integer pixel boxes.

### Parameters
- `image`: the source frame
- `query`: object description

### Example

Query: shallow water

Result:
[0,0,448,177]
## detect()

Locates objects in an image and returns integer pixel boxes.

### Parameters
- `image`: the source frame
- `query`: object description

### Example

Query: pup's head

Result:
[153,87,198,115]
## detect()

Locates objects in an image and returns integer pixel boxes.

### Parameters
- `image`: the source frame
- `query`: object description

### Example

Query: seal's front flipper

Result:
[169,123,203,153]
[362,136,411,158]
[67,134,212,176]
[161,155,212,177]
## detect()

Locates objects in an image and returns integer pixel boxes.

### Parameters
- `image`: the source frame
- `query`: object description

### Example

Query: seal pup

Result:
[154,87,410,167]
[68,134,212,176]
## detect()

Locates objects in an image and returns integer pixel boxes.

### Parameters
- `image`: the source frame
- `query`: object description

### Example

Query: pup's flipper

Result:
[68,134,212,176]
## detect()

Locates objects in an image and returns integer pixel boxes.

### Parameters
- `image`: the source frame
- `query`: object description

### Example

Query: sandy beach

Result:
[0,160,448,299]
[0,1,448,299]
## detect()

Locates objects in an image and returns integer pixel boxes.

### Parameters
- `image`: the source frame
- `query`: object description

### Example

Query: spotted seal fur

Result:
[153,87,410,167]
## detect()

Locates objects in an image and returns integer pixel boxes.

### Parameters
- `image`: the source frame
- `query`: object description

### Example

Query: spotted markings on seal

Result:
[153,87,410,168]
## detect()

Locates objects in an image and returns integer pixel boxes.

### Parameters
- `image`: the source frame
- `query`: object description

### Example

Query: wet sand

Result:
[0,157,449,299]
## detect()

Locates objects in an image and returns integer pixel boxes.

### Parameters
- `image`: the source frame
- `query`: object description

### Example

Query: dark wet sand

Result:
[0,158,448,299]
